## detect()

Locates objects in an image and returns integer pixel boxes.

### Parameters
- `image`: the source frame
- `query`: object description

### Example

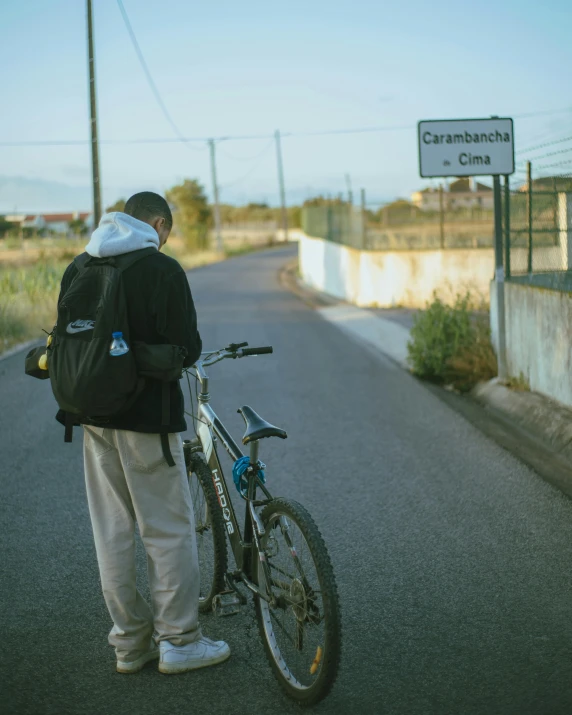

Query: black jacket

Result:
[56,250,202,433]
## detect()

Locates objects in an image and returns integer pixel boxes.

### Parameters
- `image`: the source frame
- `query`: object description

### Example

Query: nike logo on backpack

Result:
[66,319,95,334]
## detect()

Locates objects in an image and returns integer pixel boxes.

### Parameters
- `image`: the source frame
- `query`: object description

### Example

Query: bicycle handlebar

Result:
[239,346,273,357]
[192,344,273,369]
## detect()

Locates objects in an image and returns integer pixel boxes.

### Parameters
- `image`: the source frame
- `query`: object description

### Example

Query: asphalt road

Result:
[3,244,572,715]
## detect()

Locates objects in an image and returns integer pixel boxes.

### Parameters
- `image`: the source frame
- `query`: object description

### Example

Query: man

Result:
[57,192,230,674]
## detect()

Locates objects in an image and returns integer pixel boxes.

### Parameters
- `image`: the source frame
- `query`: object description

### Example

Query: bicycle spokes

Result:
[259,513,327,687]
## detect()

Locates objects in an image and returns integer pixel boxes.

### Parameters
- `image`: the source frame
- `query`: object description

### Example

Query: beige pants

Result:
[83,426,201,662]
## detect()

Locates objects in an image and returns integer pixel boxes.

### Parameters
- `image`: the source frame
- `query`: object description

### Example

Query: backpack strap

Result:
[113,247,158,274]
[161,433,175,468]
[64,411,75,443]
[160,382,176,467]
[73,252,91,273]
[73,247,157,275]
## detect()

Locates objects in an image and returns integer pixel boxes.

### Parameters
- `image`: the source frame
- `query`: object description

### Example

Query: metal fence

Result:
[302,205,365,250]
[504,183,571,284]
[301,175,572,292]
[301,203,497,251]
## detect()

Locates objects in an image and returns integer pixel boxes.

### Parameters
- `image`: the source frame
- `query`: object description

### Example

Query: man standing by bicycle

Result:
[55,192,230,675]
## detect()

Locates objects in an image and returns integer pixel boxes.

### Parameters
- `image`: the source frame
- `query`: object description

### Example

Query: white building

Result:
[412,178,494,211]
[5,212,93,235]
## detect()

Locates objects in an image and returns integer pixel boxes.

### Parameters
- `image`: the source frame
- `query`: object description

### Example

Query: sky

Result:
[1,0,572,213]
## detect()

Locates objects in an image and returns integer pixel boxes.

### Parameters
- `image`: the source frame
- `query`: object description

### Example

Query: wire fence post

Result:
[504,175,511,280]
[439,183,445,249]
[493,175,508,381]
[527,161,533,273]
[345,174,353,205]
[360,188,367,249]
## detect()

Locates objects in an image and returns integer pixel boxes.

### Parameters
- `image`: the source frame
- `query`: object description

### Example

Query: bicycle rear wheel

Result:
[185,451,228,613]
[254,498,341,707]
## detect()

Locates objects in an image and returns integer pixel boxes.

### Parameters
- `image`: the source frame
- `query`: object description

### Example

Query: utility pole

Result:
[87,0,102,227]
[208,139,223,253]
[275,130,288,242]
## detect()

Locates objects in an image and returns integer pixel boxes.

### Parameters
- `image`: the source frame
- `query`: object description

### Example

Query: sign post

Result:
[417,117,514,381]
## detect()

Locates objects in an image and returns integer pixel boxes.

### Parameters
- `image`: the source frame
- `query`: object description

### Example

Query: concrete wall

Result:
[299,233,495,307]
[491,280,572,408]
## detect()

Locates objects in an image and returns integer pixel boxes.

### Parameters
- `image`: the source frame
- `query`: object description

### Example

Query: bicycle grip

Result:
[240,346,273,356]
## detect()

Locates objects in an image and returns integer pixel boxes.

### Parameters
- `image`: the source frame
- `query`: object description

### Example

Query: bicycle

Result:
[182,342,341,707]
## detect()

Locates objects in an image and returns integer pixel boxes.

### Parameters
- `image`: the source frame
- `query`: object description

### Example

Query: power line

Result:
[0,139,88,146]
[219,140,275,190]
[512,106,572,119]
[217,140,277,162]
[287,123,414,137]
[3,106,572,149]
[0,123,415,147]
[115,0,204,151]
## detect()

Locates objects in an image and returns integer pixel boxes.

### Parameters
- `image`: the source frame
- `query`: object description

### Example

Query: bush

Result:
[407,292,497,392]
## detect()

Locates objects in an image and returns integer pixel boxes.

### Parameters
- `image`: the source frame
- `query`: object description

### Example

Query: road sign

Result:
[418,118,514,178]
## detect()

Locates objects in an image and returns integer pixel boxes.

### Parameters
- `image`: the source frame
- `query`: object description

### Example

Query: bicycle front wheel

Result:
[186,451,228,613]
[254,498,341,707]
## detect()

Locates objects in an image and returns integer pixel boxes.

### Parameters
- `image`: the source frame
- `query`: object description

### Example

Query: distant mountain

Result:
[0,176,92,214]
[0,175,394,214]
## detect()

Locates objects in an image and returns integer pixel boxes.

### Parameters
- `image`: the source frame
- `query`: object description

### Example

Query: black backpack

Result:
[26,248,187,466]
[48,249,156,420]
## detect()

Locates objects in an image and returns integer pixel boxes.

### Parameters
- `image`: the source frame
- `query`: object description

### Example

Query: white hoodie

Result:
[85,212,160,257]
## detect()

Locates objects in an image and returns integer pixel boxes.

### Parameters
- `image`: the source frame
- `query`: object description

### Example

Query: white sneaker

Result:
[158,636,231,674]
[116,640,159,674]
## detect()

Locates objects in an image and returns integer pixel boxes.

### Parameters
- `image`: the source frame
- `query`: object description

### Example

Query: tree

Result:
[303,196,347,207]
[0,216,15,238]
[166,179,212,251]
[105,198,126,213]
[246,202,269,210]
[69,218,88,236]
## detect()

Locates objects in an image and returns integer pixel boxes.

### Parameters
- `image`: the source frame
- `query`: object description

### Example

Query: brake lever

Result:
[226,342,249,351]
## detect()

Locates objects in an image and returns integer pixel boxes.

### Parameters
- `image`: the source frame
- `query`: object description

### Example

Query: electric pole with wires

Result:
[209,139,223,253]
[87,0,102,228]
[275,130,288,242]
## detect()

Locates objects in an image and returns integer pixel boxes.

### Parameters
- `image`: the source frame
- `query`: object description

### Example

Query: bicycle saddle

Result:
[237,405,288,445]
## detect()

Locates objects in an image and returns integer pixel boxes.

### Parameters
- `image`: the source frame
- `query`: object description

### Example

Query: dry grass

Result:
[0,258,65,353]
[504,373,530,392]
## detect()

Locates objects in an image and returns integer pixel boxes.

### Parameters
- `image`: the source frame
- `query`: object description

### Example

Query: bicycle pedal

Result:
[213,591,242,617]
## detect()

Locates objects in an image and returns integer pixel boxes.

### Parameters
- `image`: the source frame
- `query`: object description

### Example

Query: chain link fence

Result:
[302,202,497,251]
[504,174,572,289]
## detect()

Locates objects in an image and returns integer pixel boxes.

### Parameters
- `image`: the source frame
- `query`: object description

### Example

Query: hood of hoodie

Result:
[85,212,160,257]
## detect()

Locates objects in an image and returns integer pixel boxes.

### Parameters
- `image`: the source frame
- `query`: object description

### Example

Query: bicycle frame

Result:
[191,359,275,602]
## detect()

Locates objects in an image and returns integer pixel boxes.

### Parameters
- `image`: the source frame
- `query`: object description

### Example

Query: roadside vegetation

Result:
[407,291,498,393]
[0,176,299,355]
[0,252,69,354]
[0,234,280,355]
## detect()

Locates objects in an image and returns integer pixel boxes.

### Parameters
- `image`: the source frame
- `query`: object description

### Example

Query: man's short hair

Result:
[124,191,173,231]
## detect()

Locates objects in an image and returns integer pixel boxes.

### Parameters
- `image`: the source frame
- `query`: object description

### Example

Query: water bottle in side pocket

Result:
[110,331,129,356]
